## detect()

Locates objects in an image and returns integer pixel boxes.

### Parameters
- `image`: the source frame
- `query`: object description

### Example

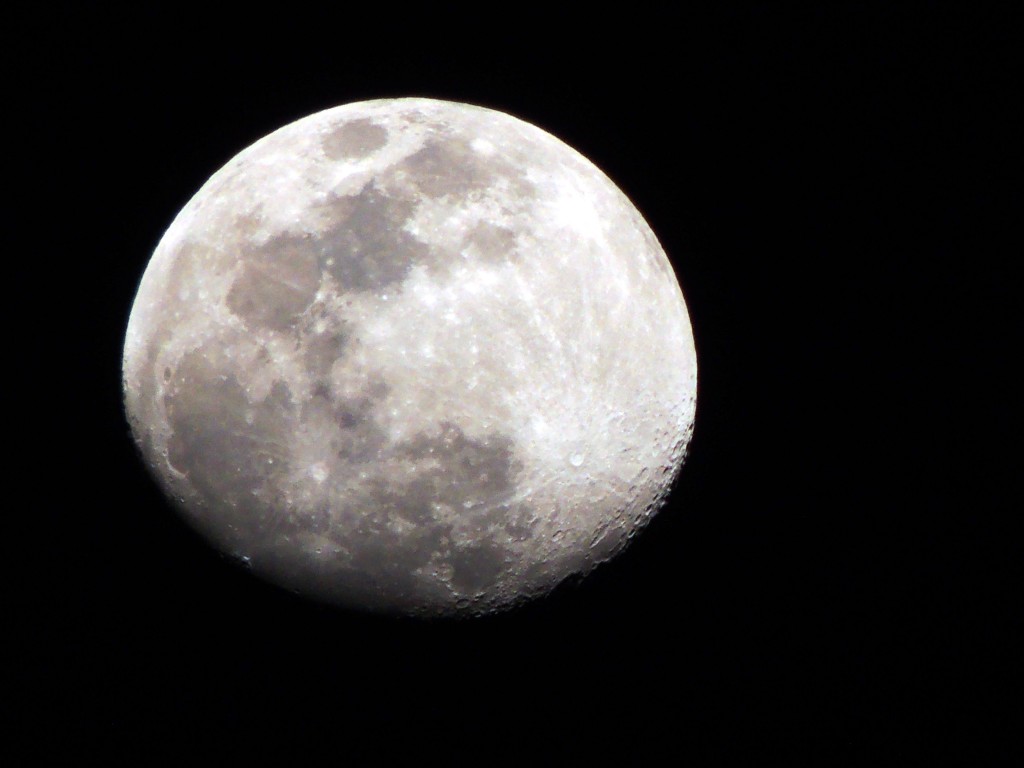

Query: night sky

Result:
[12,6,1017,763]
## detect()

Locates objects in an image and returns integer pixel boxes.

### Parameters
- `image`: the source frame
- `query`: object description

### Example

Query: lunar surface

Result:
[123,98,697,616]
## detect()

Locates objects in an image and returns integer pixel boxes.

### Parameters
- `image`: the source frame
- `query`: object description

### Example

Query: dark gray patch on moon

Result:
[401,136,530,200]
[321,119,388,160]
[393,422,524,510]
[314,184,432,293]
[403,137,495,198]
[218,135,540,314]
[464,221,519,262]
[319,421,532,609]
[449,541,508,595]
[165,349,294,545]
[384,422,526,593]
[300,378,390,465]
[226,233,321,331]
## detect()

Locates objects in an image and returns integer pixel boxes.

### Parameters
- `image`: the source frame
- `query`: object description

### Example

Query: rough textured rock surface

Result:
[123,98,697,616]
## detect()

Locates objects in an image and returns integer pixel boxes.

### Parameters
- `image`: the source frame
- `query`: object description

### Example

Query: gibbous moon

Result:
[123,98,697,616]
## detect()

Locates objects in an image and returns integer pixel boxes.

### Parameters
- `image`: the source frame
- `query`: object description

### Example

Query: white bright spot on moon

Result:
[548,174,607,243]
[471,137,495,154]
[123,97,697,618]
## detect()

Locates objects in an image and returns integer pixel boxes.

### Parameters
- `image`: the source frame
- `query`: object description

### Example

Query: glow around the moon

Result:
[123,98,697,616]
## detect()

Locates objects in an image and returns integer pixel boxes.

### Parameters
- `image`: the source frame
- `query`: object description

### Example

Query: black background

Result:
[12,5,1018,763]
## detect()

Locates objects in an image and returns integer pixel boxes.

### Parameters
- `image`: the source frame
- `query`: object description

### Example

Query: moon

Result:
[123,98,697,617]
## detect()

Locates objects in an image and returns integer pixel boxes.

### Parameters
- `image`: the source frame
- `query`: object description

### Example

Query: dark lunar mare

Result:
[313,184,431,293]
[221,124,540,333]
[164,350,294,550]
[161,334,539,613]
[321,118,389,160]
[288,421,536,614]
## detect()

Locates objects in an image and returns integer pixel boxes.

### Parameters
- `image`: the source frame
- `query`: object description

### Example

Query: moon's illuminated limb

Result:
[123,98,697,616]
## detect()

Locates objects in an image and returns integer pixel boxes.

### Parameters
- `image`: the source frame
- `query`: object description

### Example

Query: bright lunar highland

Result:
[123,98,697,616]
